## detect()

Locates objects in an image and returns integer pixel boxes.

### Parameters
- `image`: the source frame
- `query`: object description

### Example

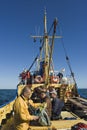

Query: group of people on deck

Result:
[13,85,64,130]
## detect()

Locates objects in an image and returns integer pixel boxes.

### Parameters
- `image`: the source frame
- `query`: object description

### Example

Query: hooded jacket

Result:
[13,95,37,130]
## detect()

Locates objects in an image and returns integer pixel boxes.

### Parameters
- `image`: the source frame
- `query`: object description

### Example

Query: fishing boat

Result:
[0,10,87,130]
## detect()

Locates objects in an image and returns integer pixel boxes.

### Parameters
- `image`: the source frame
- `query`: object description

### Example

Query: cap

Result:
[50,89,57,95]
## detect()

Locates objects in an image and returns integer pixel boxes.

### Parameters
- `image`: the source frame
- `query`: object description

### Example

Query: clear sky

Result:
[0,0,87,89]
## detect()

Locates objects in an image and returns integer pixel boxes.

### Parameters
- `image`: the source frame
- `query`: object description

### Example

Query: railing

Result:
[0,96,16,126]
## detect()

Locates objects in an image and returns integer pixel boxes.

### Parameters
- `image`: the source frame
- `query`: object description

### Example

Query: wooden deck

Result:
[1,111,87,130]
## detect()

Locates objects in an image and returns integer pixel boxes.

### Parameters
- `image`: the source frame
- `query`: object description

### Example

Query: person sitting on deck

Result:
[40,90,52,119]
[50,89,64,120]
[30,86,51,126]
[13,86,39,130]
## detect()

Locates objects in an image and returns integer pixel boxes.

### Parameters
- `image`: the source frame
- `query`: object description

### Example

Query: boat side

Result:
[0,100,15,127]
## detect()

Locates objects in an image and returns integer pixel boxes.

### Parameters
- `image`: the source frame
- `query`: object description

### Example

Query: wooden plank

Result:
[76,97,87,103]
[30,119,87,130]
[68,98,87,110]
[51,119,87,129]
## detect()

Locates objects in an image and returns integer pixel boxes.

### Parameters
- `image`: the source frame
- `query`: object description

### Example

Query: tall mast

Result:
[44,9,47,34]
[44,10,49,85]
[31,10,61,85]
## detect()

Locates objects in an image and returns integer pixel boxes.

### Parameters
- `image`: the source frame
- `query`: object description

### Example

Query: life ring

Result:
[34,75,44,83]
[51,76,59,83]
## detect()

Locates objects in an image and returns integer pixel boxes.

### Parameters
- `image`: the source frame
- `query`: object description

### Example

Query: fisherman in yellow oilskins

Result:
[13,86,40,130]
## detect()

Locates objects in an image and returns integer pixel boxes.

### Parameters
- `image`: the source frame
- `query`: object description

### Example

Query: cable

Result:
[57,22,78,95]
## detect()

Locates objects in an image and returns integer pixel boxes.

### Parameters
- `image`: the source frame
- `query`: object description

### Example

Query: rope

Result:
[57,22,78,93]
[48,18,58,75]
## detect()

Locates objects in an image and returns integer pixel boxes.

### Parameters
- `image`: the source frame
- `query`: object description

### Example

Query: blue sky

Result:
[0,0,87,89]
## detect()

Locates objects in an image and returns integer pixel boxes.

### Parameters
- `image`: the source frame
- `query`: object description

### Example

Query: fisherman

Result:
[50,89,64,120]
[13,86,39,130]
[40,90,52,119]
[26,70,32,85]
[57,72,63,83]
[19,69,27,85]
[30,86,51,126]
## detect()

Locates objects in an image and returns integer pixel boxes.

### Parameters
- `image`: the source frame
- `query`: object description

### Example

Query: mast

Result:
[31,10,61,86]
[44,10,49,85]
[43,11,59,85]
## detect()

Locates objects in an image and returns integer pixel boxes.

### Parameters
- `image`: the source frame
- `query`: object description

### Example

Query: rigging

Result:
[57,22,78,95]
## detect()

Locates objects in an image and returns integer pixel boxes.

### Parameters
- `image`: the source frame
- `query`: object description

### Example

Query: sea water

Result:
[0,89,17,106]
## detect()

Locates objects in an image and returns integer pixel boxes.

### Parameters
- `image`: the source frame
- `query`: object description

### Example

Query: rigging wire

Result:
[57,22,78,93]
[48,18,58,75]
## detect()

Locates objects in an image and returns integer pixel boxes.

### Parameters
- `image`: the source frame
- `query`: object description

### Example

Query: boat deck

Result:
[1,111,87,130]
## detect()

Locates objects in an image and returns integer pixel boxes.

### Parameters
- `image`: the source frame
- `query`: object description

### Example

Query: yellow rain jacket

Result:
[13,95,39,130]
